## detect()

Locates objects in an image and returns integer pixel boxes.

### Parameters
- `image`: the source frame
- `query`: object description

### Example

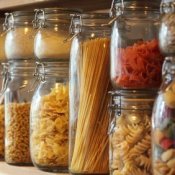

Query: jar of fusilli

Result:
[109,90,156,175]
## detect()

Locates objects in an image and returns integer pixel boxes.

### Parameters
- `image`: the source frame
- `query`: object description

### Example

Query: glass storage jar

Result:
[34,8,79,60]
[4,11,35,60]
[110,0,164,90]
[30,60,69,172]
[0,63,7,160]
[4,60,35,165]
[69,13,111,175]
[159,0,175,55]
[0,18,6,61]
[152,57,175,175]
[109,90,156,175]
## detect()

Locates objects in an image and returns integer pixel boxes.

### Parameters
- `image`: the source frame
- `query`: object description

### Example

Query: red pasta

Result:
[114,39,164,89]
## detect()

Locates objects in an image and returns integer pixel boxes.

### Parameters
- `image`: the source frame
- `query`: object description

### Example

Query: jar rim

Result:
[114,0,161,11]
[109,89,157,99]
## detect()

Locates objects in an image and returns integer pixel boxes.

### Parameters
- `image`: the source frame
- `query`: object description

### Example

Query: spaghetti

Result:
[70,38,110,174]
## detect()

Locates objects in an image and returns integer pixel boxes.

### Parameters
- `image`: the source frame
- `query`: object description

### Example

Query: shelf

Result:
[0,162,68,175]
[0,0,111,12]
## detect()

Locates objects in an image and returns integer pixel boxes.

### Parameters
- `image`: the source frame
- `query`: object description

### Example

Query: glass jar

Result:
[69,13,111,174]
[0,18,6,61]
[0,63,7,160]
[152,57,175,175]
[110,0,164,90]
[159,0,175,55]
[4,11,35,60]
[4,60,35,165]
[30,60,69,172]
[109,90,156,175]
[34,8,79,60]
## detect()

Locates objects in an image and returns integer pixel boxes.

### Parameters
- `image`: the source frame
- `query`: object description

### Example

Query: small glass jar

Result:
[152,57,175,175]
[4,60,35,165]
[69,13,111,175]
[30,60,69,172]
[159,0,175,55]
[34,8,79,60]
[110,0,164,90]
[0,63,7,160]
[109,90,156,175]
[4,11,35,60]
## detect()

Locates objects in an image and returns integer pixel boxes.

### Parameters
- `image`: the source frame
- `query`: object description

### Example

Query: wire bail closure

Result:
[160,1,175,13]
[33,9,46,28]
[0,63,10,96]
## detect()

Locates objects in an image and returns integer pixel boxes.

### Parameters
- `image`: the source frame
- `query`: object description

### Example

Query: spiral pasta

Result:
[110,112,151,175]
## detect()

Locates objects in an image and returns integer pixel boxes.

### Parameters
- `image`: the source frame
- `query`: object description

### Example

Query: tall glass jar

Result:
[109,90,156,175]
[30,60,69,172]
[152,57,175,175]
[4,11,35,60]
[159,0,175,55]
[69,13,111,175]
[34,8,79,60]
[110,0,164,90]
[4,60,35,165]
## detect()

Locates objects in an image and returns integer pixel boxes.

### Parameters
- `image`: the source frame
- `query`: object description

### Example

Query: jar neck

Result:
[36,60,69,81]
[112,0,160,16]
[109,90,156,115]
[71,13,111,35]
[8,60,36,77]
[4,12,34,30]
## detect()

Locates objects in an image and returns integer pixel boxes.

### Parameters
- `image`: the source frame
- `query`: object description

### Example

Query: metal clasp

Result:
[63,14,81,43]
[108,91,121,134]
[0,63,10,96]
[33,9,46,28]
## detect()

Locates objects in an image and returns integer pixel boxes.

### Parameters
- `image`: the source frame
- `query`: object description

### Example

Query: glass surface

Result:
[110,10,164,90]
[30,61,69,173]
[4,60,35,165]
[69,14,111,175]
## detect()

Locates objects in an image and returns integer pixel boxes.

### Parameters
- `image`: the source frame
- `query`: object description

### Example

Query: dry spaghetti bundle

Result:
[70,38,110,174]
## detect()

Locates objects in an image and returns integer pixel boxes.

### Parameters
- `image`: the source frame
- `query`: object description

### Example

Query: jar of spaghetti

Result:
[4,11,35,60]
[69,13,111,174]
[30,61,69,172]
[159,0,175,55]
[152,57,175,175]
[109,90,156,175]
[33,8,79,60]
[4,60,35,165]
[110,0,164,90]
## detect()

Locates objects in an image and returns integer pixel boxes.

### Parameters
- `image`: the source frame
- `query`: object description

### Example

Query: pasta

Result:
[31,83,69,168]
[110,112,151,175]
[70,38,110,174]
[0,105,4,159]
[5,103,31,164]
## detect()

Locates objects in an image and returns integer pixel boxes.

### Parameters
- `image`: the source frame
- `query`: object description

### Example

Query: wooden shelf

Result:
[0,162,68,175]
[0,0,111,12]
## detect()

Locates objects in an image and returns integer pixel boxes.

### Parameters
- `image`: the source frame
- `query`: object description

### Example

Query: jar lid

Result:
[70,13,111,34]
[4,10,35,29]
[112,0,160,16]
[34,8,81,27]
[109,90,157,112]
